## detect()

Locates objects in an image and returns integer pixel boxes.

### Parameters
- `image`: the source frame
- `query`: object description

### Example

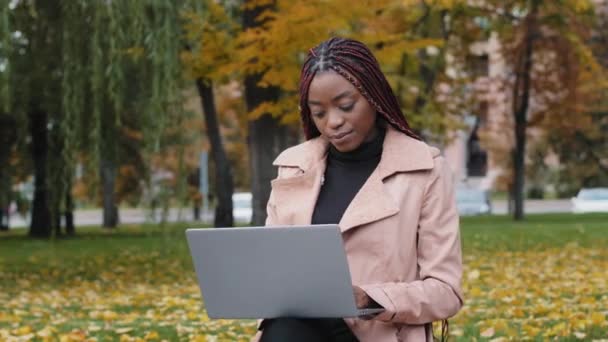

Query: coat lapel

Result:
[271,137,328,225]
[339,127,435,233]
[338,167,399,233]
[269,162,326,225]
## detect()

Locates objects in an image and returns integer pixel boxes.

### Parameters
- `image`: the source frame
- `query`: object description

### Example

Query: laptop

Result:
[185,224,384,319]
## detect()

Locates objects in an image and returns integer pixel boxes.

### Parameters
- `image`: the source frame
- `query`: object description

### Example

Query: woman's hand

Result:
[353,285,372,308]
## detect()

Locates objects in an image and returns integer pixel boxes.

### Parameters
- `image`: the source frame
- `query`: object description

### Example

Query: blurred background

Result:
[1,0,607,234]
[1,0,608,341]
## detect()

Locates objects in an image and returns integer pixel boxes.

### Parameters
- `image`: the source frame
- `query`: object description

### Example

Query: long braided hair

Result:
[299,37,420,141]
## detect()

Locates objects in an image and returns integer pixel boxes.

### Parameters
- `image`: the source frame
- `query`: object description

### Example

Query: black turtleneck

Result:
[311,127,385,225]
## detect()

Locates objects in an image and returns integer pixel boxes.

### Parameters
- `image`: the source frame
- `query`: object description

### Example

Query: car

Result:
[571,188,608,213]
[232,192,253,223]
[455,188,492,216]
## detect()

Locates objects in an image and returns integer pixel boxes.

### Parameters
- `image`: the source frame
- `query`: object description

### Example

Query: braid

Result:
[299,37,420,140]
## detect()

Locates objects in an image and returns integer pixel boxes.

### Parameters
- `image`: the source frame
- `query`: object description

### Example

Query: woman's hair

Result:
[299,37,420,140]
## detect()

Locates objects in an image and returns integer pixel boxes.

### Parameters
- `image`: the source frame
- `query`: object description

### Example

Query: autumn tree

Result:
[182,1,238,227]
[235,0,471,224]
[540,2,608,195]
[472,0,603,219]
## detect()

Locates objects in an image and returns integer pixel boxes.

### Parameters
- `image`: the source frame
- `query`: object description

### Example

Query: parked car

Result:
[455,188,492,216]
[571,188,608,213]
[232,192,253,223]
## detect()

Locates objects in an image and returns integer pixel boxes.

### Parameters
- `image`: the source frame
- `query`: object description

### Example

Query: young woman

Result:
[256,37,463,342]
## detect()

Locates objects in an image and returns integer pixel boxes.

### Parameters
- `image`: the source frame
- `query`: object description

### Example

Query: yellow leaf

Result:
[12,325,32,336]
[591,312,605,325]
[59,331,87,342]
[144,331,159,340]
[543,322,568,337]
[115,327,133,334]
[102,310,118,321]
[512,308,525,318]
[522,323,540,337]
[450,328,464,336]
[480,327,494,337]
[489,338,508,342]
[469,286,482,296]
[36,326,57,338]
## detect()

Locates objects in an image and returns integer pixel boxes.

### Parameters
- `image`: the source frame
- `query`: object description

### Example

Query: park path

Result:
[7,199,572,229]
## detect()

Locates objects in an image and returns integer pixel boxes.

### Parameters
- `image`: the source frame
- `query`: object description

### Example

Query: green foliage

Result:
[0,0,10,114]
[3,0,189,217]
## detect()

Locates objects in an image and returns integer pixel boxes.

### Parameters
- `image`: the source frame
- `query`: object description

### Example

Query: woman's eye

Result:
[340,104,354,112]
[312,111,325,118]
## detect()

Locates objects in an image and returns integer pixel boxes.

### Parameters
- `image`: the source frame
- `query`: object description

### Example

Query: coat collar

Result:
[270,126,439,233]
[273,125,435,179]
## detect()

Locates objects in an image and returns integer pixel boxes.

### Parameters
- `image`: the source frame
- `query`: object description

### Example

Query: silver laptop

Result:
[185,224,384,319]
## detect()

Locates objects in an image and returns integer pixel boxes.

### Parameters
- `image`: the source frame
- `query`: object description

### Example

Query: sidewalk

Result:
[8,207,214,229]
[6,199,573,229]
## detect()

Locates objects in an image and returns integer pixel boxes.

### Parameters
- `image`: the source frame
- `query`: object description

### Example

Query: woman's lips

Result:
[330,131,353,144]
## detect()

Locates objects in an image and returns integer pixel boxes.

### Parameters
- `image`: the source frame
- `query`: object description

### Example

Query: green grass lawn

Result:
[1,213,607,341]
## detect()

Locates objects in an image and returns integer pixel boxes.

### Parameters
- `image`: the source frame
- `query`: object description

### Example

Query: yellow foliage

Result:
[223,0,457,128]
[181,0,467,136]
[591,312,606,326]
[11,325,32,336]
[182,1,238,82]
[1,241,607,339]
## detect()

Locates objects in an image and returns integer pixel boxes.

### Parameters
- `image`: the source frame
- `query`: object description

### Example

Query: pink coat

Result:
[253,126,463,342]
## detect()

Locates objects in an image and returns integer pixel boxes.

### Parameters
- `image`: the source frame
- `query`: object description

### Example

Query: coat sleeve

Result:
[265,182,278,226]
[360,156,463,325]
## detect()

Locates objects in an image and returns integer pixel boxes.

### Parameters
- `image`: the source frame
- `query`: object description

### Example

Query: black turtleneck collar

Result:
[312,125,386,225]
[328,125,385,163]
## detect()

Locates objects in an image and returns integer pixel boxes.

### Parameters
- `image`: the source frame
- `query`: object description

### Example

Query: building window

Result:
[467,54,489,78]
[467,117,488,177]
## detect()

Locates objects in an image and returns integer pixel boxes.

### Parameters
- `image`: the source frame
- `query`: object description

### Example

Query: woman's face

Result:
[307,70,378,152]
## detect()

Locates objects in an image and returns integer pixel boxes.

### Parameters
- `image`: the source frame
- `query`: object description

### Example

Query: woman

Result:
[256,37,463,342]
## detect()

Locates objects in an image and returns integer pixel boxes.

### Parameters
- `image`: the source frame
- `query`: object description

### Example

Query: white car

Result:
[232,192,253,223]
[572,188,608,213]
[455,188,492,216]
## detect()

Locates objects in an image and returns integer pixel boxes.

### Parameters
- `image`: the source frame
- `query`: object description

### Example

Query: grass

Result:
[1,213,608,341]
[460,213,608,250]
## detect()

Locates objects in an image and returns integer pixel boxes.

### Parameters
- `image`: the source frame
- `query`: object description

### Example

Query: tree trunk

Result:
[0,113,16,231]
[29,109,52,238]
[193,205,200,221]
[101,157,119,228]
[57,164,76,236]
[511,2,538,221]
[0,210,6,231]
[53,201,62,237]
[65,186,75,235]
[195,78,234,227]
[243,0,293,226]
[247,114,292,226]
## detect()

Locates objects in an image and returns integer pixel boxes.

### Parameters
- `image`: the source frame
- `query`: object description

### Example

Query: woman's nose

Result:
[327,110,345,129]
